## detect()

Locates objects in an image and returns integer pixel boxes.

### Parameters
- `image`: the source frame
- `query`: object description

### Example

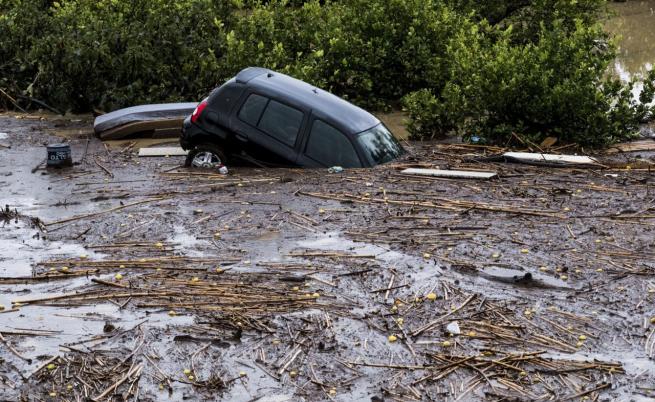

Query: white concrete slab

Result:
[138,147,188,157]
[503,152,597,165]
[401,168,497,180]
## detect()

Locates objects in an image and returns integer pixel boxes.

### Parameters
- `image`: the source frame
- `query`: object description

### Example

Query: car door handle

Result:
[235,131,248,142]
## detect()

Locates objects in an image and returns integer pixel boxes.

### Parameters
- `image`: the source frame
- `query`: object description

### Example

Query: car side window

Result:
[305,120,361,167]
[257,100,304,147]
[238,94,268,126]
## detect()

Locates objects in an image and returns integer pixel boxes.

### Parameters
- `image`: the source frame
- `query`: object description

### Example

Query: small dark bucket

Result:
[46,143,72,167]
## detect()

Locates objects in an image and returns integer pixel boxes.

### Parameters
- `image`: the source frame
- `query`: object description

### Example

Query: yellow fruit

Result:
[442,340,451,347]
[215,268,223,273]
[318,208,326,214]
[576,341,584,347]
[578,335,587,341]
[289,370,298,378]
[47,363,56,370]
[423,253,431,259]
[239,371,246,377]
[467,331,476,337]
[390,305,398,312]
[596,268,603,272]
[650,317,655,324]
[67,385,73,390]
[191,277,199,283]
[329,388,337,396]
[312,293,320,298]
[119,264,125,269]
[188,375,194,381]
[61,266,69,272]
[272,339,281,345]
[114,273,123,280]
[49,392,57,397]
[519,371,527,377]
[560,275,568,280]
[426,292,437,301]
[168,310,177,316]
[183,369,191,375]
[292,286,299,291]
[388,335,398,343]
[397,318,404,325]
[214,232,221,238]
[155,242,164,248]
[563,207,570,212]
[520,249,529,254]
[492,253,500,258]
[539,266,548,272]
[80,254,88,259]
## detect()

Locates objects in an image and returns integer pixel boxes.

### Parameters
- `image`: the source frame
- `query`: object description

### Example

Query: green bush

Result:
[2,0,232,111]
[222,0,464,109]
[402,16,655,146]
[0,0,53,106]
[1,0,653,147]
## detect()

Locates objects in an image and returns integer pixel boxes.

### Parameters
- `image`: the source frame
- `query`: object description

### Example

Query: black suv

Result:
[180,67,404,169]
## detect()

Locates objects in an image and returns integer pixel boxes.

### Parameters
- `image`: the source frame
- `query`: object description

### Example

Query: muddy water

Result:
[607,1,655,79]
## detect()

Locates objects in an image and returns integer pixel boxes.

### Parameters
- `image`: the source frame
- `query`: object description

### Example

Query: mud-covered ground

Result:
[1,113,654,402]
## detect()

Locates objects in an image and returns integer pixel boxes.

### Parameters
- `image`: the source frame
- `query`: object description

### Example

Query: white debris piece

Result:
[446,321,461,335]
[502,152,598,166]
[401,168,497,180]
[138,147,188,157]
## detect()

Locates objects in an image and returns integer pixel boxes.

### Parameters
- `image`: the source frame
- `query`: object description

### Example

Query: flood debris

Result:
[502,151,599,166]
[93,103,196,140]
[137,146,188,157]
[2,113,655,401]
[606,139,655,153]
[401,167,498,180]
[46,143,72,168]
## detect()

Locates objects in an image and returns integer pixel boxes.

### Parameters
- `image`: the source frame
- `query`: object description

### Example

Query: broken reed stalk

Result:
[45,197,167,226]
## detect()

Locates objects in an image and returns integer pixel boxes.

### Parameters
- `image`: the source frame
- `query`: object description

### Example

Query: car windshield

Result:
[356,124,404,166]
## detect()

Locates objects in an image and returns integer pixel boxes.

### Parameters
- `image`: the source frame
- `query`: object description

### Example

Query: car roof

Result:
[236,67,380,135]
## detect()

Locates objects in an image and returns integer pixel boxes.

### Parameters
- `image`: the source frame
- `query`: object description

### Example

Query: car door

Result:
[296,117,364,168]
[230,92,307,165]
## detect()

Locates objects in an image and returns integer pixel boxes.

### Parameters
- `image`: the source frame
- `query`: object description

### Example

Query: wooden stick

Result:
[45,197,166,226]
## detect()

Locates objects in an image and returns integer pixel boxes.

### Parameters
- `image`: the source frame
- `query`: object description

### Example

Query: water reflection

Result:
[607,0,655,80]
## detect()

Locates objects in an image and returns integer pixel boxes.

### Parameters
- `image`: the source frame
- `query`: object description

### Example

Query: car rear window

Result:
[238,94,268,126]
[257,100,303,147]
[305,120,361,167]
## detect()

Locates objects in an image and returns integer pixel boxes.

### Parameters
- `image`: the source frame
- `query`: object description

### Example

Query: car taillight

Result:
[191,99,208,123]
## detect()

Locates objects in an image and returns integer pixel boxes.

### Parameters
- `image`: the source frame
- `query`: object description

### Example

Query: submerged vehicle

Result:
[180,67,404,169]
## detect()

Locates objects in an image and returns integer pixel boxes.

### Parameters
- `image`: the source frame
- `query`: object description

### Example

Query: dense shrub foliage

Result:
[0,0,653,146]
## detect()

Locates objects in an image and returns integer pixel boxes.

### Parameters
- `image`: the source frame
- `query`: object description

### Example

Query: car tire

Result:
[185,143,228,169]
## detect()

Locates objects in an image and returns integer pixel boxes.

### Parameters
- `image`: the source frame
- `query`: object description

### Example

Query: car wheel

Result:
[185,143,227,169]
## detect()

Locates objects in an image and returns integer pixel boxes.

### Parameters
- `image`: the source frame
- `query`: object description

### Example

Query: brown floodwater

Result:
[607,0,655,79]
